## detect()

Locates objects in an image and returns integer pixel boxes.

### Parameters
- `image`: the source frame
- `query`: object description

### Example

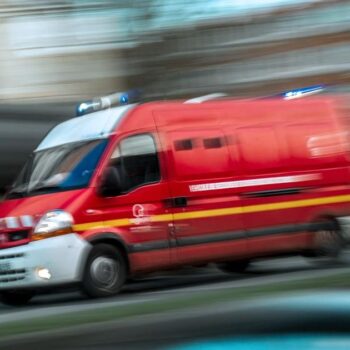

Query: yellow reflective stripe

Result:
[73,221,105,231]
[173,207,243,221]
[104,218,132,227]
[242,194,350,214]
[150,214,174,223]
[73,218,130,231]
[73,194,350,232]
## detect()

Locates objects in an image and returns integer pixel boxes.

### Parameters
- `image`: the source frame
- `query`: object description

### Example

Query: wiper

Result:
[28,185,61,194]
[6,189,26,199]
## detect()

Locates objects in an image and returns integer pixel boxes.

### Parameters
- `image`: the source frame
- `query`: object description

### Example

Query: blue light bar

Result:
[282,85,325,100]
[119,89,141,105]
[76,89,141,116]
[120,94,129,104]
[76,100,100,117]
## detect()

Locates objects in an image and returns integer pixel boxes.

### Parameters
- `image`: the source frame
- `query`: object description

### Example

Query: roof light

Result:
[76,101,100,116]
[120,94,129,104]
[76,89,141,116]
[185,93,228,104]
[282,85,325,100]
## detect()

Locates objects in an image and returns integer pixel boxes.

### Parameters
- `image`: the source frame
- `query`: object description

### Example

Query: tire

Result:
[217,260,250,274]
[0,290,34,306]
[306,224,344,264]
[82,243,127,298]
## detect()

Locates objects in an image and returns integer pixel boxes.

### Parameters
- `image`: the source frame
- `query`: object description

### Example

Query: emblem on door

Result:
[131,204,150,225]
[132,204,145,219]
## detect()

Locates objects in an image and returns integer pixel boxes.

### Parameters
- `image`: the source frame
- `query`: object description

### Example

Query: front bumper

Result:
[0,234,91,290]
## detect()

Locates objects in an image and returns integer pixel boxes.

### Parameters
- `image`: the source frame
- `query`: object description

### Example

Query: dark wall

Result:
[0,104,75,193]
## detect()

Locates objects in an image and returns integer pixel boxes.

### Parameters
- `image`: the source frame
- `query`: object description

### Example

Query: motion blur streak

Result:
[0,2,349,349]
[0,0,349,191]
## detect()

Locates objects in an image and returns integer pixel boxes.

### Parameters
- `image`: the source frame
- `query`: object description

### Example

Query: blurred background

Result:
[0,0,349,192]
[1,2,350,349]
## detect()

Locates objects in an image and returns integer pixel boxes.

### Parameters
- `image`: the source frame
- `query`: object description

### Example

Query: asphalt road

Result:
[23,290,350,350]
[0,253,349,318]
[9,290,350,350]
[1,254,350,349]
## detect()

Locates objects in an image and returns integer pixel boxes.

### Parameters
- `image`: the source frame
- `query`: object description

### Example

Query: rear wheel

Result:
[217,260,250,274]
[0,290,34,306]
[82,244,127,298]
[306,224,344,264]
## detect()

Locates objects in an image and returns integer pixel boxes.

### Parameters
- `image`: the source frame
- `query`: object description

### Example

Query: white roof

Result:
[36,104,135,151]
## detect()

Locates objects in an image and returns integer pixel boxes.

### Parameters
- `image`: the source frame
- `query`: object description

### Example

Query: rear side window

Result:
[174,139,193,151]
[169,130,231,180]
[286,123,349,168]
[108,134,160,194]
[203,137,223,149]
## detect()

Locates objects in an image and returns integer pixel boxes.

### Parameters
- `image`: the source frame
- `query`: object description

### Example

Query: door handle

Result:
[165,197,188,208]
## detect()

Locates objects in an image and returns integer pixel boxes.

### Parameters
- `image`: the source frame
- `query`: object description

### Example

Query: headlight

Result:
[33,210,74,241]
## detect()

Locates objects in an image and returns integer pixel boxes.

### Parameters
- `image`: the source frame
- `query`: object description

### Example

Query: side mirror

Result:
[97,166,122,197]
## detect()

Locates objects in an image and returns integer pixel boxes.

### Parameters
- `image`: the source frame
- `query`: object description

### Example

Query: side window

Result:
[169,130,231,180]
[102,134,160,196]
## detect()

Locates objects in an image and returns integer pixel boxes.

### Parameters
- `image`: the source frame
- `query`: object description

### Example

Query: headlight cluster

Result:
[33,210,74,241]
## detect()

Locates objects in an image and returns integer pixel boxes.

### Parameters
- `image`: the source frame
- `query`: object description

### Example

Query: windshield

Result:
[6,139,108,199]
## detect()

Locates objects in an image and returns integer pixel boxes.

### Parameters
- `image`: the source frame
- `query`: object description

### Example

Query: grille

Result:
[0,254,26,284]
[8,230,30,242]
[0,229,30,245]
[0,268,26,276]
[0,269,26,283]
[0,253,24,260]
[0,276,26,283]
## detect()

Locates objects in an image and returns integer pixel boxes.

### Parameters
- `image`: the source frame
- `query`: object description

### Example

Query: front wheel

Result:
[0,290,34,306]
[82,244,127,298]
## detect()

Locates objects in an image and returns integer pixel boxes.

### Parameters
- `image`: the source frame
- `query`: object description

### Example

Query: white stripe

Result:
[189,174,320,192]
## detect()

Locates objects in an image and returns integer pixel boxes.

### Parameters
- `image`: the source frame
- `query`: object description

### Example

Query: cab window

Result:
[101,134,160,196]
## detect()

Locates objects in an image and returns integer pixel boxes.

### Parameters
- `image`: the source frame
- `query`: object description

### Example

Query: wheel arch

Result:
[85,233,131,273]
[308,212,341,232]
[303,212,346,258]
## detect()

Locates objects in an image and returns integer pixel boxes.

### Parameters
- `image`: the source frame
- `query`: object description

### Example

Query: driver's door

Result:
[94,133,173,273]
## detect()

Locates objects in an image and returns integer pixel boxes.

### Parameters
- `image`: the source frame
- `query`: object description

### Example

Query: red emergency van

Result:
[0,92,350,305]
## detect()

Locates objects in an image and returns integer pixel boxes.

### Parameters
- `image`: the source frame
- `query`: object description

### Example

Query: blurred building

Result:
[0,0,349,102]
[132,0,350,98]
[0,0,349,191]
[0,0,135,190]
[0,1,135,102]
